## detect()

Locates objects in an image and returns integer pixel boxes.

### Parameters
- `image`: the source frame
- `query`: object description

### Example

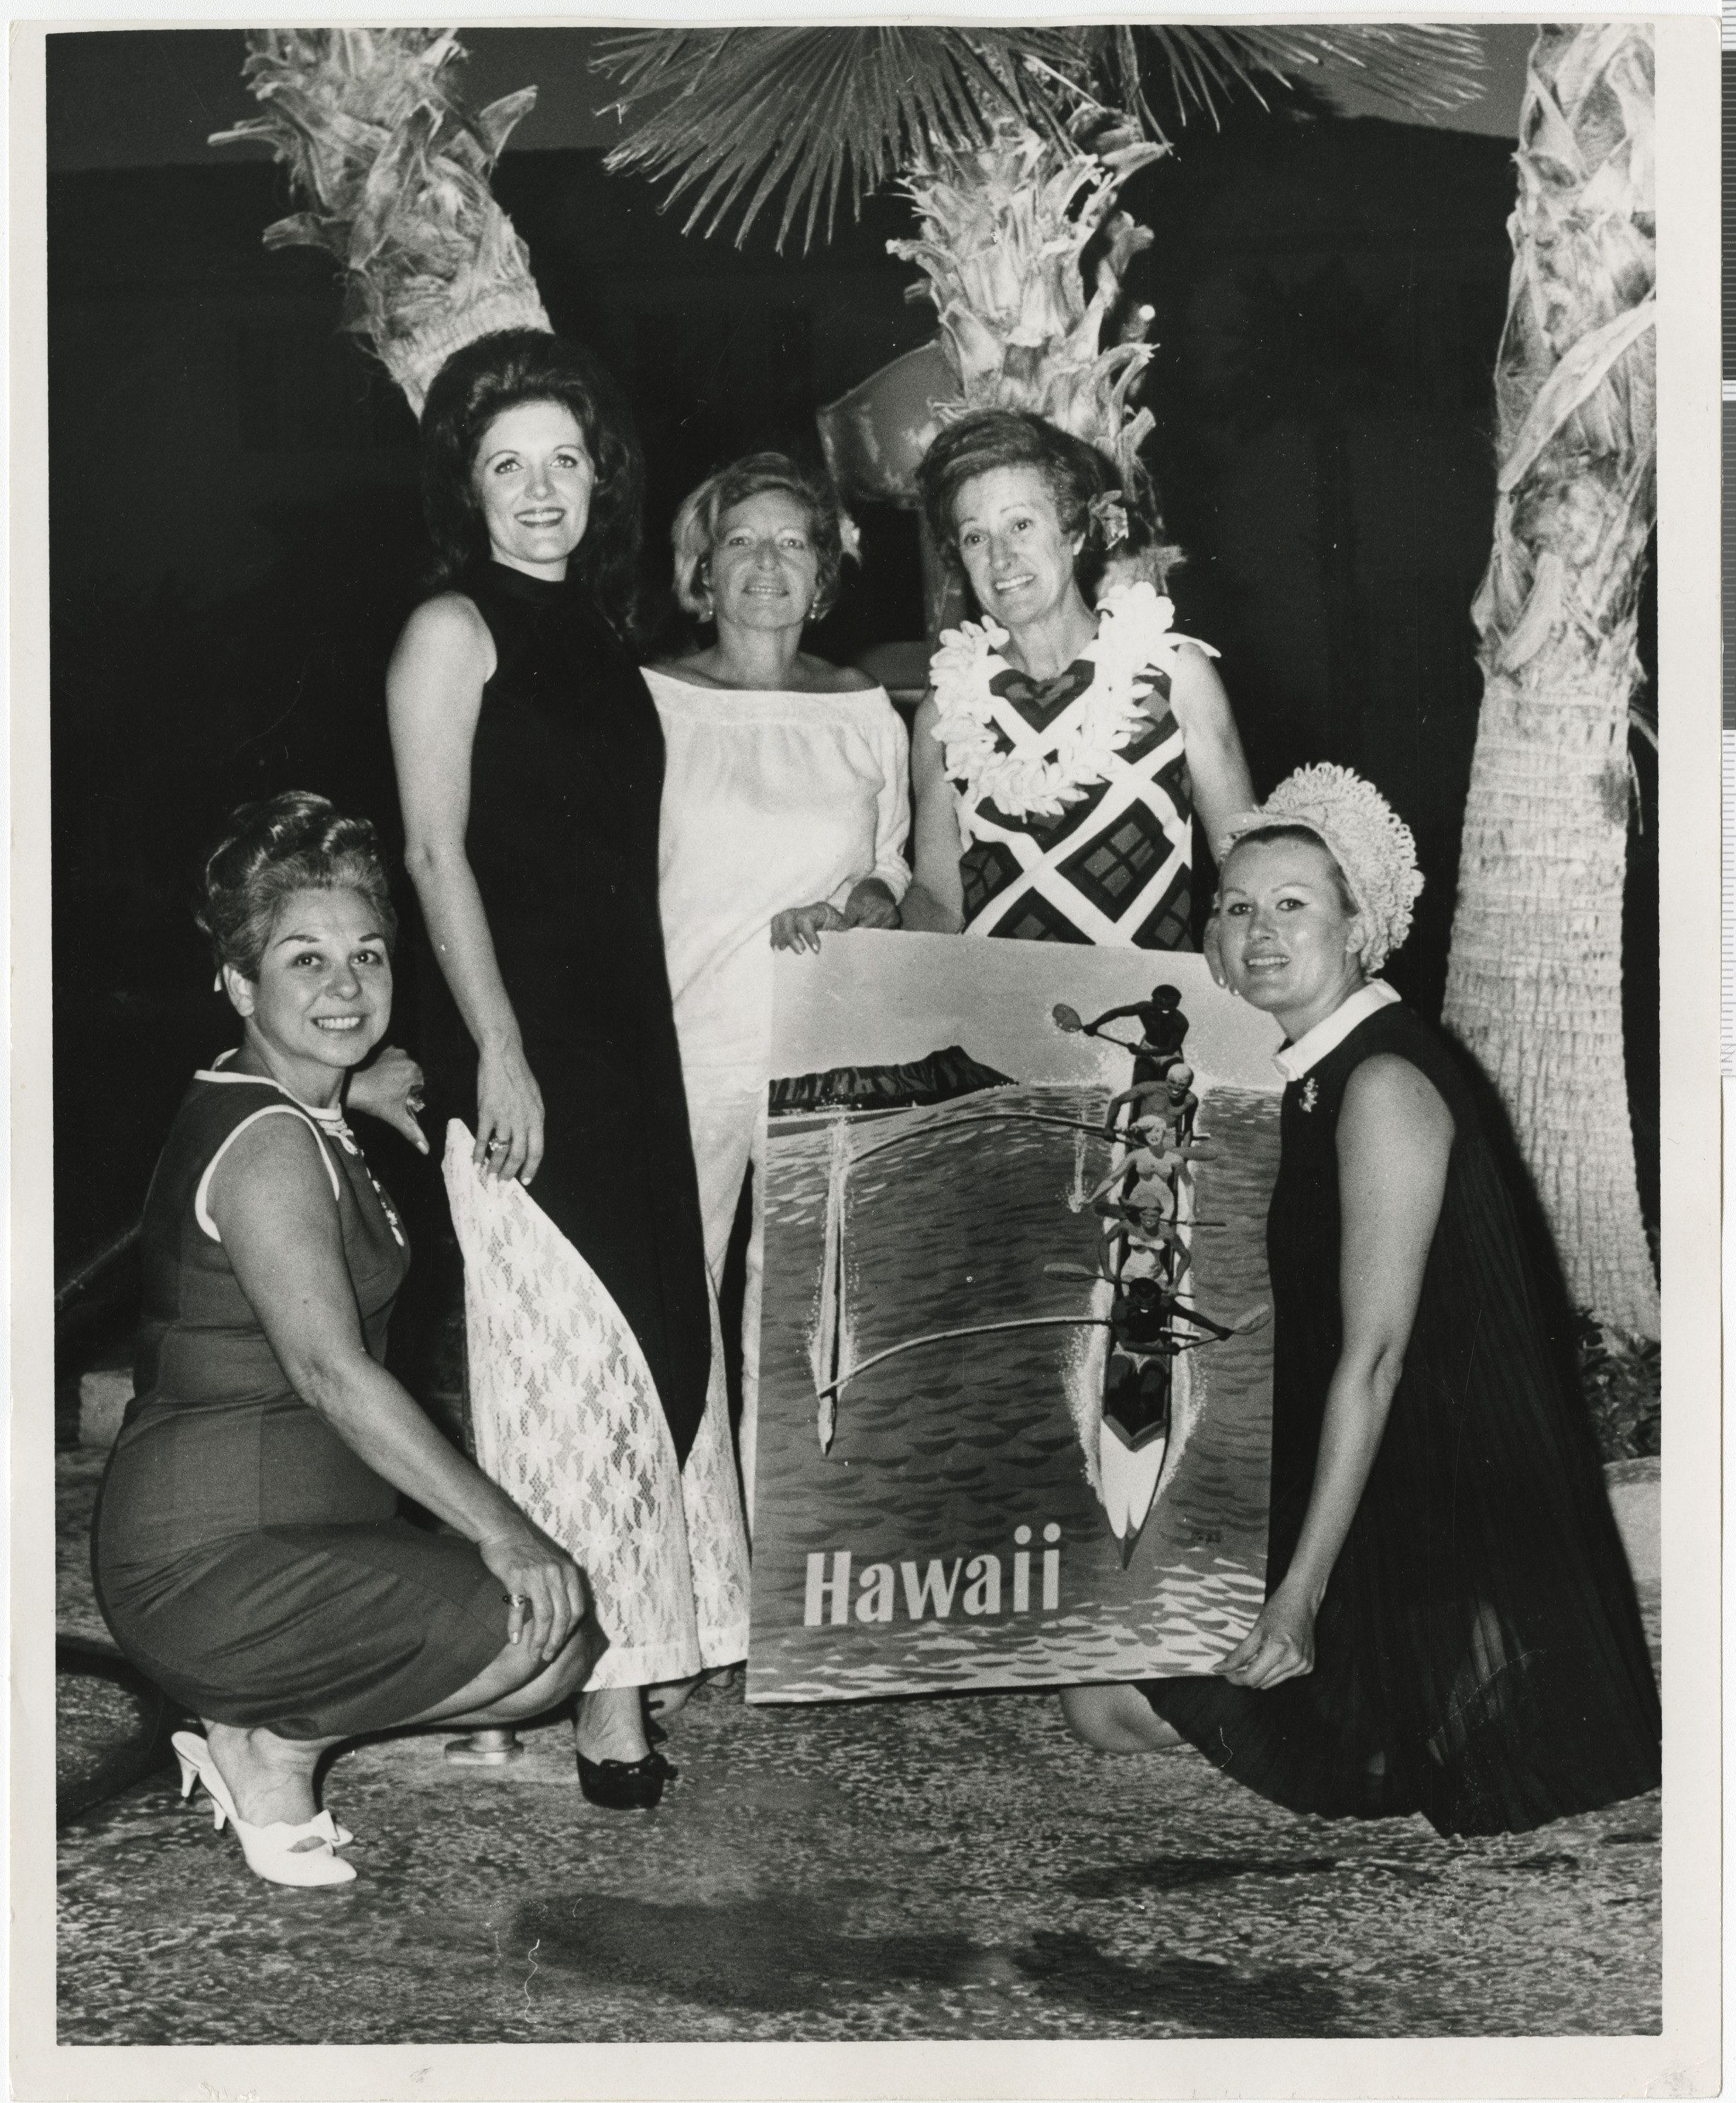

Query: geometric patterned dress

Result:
[952,655,1196,949]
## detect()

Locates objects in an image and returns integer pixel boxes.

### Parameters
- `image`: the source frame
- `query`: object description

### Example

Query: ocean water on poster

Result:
[749,1082,1281,1702]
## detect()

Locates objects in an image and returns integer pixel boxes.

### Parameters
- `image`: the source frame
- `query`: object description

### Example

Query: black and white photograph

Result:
[11,11,1720,2093]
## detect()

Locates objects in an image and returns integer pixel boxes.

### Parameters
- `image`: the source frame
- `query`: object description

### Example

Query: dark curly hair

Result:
[418,330,645,637]
[915,409,1179,606]
[198,791,396,981]
[670,453,858,624]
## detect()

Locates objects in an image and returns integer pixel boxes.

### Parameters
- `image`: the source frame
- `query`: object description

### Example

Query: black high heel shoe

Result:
[575,1745,676,1810]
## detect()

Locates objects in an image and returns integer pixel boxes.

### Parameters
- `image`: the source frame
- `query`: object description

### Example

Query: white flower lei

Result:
[928,582,1216,839]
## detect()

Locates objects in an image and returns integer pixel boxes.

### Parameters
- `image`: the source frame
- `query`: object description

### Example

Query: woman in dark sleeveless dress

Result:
[1070,766,1660,1836]
[93,794,598,1887]
[903,410,1253,947]
[387,331,749,1808]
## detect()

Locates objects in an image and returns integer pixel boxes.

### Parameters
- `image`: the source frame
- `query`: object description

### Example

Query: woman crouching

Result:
[92,793,597,1887]
[1067,767,1660,1837]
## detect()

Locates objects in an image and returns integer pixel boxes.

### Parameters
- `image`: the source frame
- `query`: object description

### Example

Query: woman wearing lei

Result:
[904,410,1253,949]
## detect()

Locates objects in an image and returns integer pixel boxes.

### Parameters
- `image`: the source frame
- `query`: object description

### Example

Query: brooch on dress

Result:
[1300,1078,1319,1113]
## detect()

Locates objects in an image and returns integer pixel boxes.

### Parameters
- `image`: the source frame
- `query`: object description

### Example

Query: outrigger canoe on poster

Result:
[748,932,1285,1704]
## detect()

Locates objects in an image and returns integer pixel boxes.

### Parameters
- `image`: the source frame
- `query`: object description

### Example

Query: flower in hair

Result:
[838,511,863,564]
[1088,490,1130,549]
[1217,763,1423,975]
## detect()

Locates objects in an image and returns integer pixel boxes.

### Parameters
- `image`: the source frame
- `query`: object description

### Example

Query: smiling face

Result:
[952,465,1087,636]
[471,400,594,579]
[224,886,391,1104]
[707,489,822,635]
[1217,834,1367,1039]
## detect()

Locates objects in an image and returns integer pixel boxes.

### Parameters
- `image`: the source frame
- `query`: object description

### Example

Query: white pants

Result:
[685,1074,767,1530]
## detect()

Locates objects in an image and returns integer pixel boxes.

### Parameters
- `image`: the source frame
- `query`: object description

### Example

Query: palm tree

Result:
[593,28,1486,253]
[594,28,1484,550]
[1441,25,1658,1341]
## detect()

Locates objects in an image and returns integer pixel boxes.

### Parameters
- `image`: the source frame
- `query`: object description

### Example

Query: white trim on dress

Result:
[1271,981,1401,1083]
[193,1103,342,1240]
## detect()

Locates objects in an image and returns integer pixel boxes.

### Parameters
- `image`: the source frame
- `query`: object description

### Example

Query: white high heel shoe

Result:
[174,1733,354,1846]
[172,1732,357,1888]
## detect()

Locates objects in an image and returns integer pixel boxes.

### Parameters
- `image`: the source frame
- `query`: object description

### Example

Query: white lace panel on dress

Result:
[442,1122,750,1688]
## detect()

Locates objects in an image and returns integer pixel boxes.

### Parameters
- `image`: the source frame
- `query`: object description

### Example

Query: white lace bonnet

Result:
[1215,764,1423,976]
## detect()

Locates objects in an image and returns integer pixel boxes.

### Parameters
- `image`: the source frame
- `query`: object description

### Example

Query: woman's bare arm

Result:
[345,1045,429,1154]
[1166,644,1256,863]
[900,693,966,933]
[1217,1053,1453,1689]
[211,1117,587,1661]
[387,596,542,1186]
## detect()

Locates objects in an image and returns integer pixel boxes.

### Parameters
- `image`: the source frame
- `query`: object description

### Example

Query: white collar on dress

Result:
[195,1052,354,1140]
[1272,980,1400,1082]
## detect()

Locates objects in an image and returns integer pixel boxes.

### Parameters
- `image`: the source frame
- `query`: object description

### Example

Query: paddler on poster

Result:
[1048,1005,1267,1566]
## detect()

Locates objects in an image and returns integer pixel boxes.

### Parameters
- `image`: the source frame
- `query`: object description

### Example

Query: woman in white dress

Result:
[644,454,911,1519]
[903,411,1253,949]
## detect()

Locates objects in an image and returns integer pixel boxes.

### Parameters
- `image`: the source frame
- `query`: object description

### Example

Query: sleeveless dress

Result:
[1144,996,1662,1836]
[930,587,1206,949]
[92,1066,508,1739]
[645,668,911,1521]
[418,563,750,1686]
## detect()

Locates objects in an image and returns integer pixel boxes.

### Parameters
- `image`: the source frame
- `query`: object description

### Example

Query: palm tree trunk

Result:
[1442,24,1657,1339]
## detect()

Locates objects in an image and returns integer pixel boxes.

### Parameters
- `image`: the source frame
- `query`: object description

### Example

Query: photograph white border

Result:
[10,8,1721,2096]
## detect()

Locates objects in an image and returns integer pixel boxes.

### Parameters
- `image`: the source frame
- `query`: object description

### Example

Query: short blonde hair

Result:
[671,453,856,622]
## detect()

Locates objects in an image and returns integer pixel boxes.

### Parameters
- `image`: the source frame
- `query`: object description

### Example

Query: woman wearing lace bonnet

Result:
[1070,764,1660,1839]
[1214,760,1426,984]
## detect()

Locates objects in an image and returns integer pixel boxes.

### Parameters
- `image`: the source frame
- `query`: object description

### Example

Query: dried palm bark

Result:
[822,114,1180,631]
[892,123,1164,469]
[1442,25,1658,1338]
[211,30,549,414]
[891,119,1175,553]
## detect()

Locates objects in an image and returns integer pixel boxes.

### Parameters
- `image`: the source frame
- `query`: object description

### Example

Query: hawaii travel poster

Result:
[748,931,1286,1704]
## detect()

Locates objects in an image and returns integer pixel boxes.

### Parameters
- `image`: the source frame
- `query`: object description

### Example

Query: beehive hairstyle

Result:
[419,328,645,635]
[197,791,395,981]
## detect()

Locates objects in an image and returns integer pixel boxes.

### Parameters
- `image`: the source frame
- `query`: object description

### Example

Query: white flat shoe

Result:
[172,1731,357,1888]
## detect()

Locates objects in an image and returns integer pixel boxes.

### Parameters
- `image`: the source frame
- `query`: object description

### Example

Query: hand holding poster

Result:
[748,931,1285,1703]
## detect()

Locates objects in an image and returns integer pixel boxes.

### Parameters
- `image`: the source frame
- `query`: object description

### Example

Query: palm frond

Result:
[1111,24,1490,129]
[594,28,1084,251]
[594,25,1487,252]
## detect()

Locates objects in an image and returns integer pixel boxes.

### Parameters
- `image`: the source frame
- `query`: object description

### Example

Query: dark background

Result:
[46,26,1657,1307]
